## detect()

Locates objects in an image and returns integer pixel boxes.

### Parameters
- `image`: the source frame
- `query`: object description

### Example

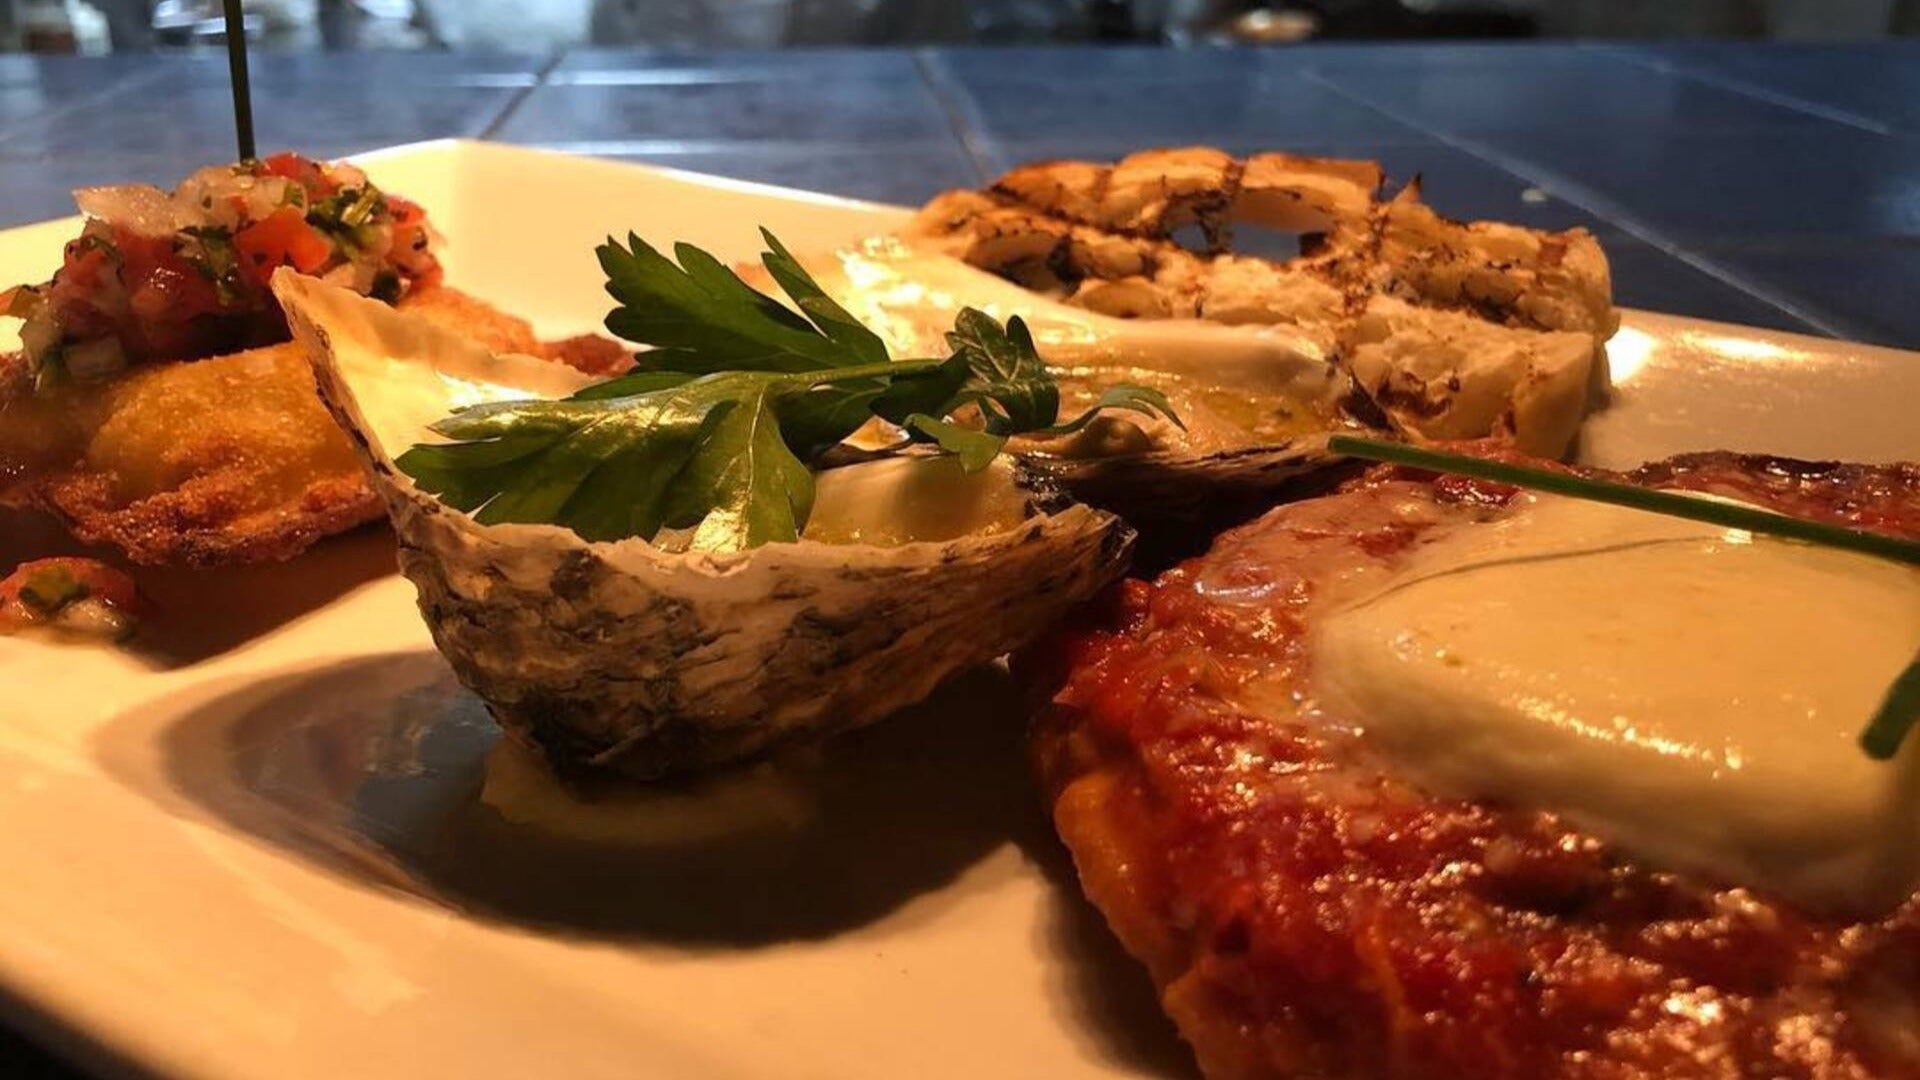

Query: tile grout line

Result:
[1296,66,1863,341]
[478,49,566,141]
[911,49,996,183]
[1582,43,1893,137]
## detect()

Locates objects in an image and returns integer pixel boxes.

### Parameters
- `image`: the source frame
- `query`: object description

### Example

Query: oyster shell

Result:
[272,272,1134,779]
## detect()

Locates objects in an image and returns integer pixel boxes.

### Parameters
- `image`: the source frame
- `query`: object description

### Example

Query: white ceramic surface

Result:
[0,140,1915,1080]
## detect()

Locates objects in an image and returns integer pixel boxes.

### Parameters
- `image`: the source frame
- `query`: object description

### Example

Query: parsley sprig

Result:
[396,229,1178,552]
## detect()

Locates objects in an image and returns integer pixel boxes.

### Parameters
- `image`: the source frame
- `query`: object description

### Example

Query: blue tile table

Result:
[4,43,1920,344]
[1,37,1918,1076]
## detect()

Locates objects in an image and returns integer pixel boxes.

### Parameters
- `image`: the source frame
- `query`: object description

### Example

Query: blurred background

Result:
[1,0,1915,348]
[2,0,1917,54]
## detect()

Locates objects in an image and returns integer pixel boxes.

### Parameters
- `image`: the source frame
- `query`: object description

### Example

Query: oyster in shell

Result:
[273,272,1133,779]
[739,237,1370,539]
[733,148,1617,547]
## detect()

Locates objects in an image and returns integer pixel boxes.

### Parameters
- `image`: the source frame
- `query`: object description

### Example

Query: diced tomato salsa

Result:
[6,153,442,388]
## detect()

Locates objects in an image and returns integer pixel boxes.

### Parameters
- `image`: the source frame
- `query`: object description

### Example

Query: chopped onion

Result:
[64,337,127,381]
[72,184,190,238]
[53,598,135,641]
[320,263,360,289]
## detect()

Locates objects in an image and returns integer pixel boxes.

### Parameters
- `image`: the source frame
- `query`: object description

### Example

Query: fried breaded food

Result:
[400,285,632,377]
[1026,453,1920,1080]
[11,342,380,565]
[0,285,628,566]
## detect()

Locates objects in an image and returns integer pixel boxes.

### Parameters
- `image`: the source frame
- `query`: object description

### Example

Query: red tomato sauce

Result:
[1029,453,1919,1080]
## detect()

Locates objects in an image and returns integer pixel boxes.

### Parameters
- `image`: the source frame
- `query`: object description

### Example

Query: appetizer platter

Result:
[1,139,1916,1080]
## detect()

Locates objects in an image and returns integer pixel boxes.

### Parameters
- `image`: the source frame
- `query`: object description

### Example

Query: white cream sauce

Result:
[1313,493,1920,914]
[790,238,1344,401]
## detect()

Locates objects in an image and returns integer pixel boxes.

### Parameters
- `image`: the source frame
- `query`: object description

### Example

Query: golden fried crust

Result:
[43,464,381,566]
[28,343,383,566]
[2,286,627,565]
[401,285,633,376]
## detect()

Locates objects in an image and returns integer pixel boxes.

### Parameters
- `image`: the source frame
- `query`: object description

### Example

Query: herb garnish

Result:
[307,186,385,251]
[1861,660,1920,761]
[1327,436,1920,566]
[180,225,241,305]
[397,229,1178,552]
[1327,434,1920,760]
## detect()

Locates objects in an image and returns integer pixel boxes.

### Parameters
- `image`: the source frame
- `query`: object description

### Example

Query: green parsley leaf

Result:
[180,226,242,305]
[306,186,385,252]
[338,187,382,229]
[661,381,815,549]
[398,364,913,548]
[599,233,863,374]
[941,309,1184,439]
[564,370,698,401]
[779,353,970,458]
[944,309,1056,434]
[400,371,769,543]
[901,413,1005,472]
[756,228,889,368]
[401,230,1183,552]
[1038,384,1187,437]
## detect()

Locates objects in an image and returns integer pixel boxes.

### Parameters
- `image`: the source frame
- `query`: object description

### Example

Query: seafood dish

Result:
[0,154,623,568]
[5,140,1915,1080]
[1026,450,1919,1080]
[750,147,1617,531]
[275,270,1135,777]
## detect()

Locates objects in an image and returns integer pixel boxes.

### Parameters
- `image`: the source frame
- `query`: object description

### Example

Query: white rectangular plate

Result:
[1,140,1915,1080]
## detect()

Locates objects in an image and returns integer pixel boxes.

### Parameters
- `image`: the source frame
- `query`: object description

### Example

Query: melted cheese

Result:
[1313,494,1920,914]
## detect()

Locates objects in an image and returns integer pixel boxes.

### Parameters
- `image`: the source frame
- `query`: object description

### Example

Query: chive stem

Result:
[1327,436,1920,567]
[221,0,256,162]
[1860,652,1920,761]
